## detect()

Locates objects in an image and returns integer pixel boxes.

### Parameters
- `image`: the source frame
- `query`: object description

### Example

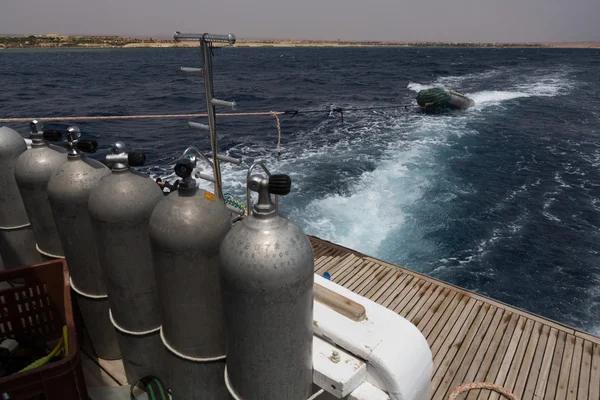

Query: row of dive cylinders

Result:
[0,121,315,399]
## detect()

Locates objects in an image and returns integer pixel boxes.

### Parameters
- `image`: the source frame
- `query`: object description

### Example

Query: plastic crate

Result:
[0,259,88,400]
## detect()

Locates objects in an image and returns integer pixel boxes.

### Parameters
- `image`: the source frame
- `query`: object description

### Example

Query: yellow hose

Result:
[18,325,67,372]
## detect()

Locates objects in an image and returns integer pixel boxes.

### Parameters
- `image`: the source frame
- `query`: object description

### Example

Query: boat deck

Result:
[82,236,600,399]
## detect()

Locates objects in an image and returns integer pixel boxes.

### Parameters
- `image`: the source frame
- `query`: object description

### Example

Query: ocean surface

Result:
[1,46,599,335]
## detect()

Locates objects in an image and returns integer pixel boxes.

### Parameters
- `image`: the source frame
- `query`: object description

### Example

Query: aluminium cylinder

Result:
[47,147,120,360]
[0,126,41,269]
[149,158,232,399]
[219,173,314,399]
[14,125,67,259]
[88,147,165,383]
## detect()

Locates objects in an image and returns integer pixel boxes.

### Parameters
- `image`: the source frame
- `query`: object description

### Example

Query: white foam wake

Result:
[409,68,573,110]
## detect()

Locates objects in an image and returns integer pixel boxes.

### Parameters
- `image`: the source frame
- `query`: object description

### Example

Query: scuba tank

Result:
[219,166,314,399]
[88,141,166,384]
[47,126,121,360]
[0,126,41,270]
[149,152,231,399]
[14,120,67,260]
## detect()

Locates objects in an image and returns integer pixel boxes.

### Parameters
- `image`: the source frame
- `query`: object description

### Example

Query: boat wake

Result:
[140,61,600,335]
[151,67,575,266]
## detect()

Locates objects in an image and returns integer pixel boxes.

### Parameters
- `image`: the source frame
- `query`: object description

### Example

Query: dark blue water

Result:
[1,47,600,335]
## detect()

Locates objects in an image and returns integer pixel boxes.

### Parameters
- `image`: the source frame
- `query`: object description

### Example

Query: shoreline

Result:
[2,40,599,50]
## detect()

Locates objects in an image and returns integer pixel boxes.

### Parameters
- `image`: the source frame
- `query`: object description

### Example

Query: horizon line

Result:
[1,33,599,44]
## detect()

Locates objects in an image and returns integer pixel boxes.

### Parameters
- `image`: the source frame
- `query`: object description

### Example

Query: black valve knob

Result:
[268,174,292,195]
[75,139,98,153]
[127,152,146,167]
[174,158,194,179]
[42,129,63,142]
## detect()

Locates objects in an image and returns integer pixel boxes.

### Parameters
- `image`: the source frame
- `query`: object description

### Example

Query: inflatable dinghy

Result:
[416,87,475,112]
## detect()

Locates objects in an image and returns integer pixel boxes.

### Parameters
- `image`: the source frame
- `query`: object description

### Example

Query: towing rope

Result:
[0,104,412,124]
[0,105,411,155]
[0,111,285,123]
[449,382,518,400]
[271,111,282,155]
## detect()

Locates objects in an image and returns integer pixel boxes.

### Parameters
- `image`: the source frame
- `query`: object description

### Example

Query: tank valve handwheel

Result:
[75,139,99,153]
[174,158,195,179]
[128,152,146,167]
[267,174,292,195]
[42,130,63,142]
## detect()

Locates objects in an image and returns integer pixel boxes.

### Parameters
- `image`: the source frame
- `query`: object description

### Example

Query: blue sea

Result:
[1,46,599,335]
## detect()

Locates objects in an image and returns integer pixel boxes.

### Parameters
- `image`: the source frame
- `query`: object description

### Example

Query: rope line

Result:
[69,277,108,299]
[449,382,518,400]
[36,243,65,259]
[108,309,161,336]
[0,222,31,230]
[0,111,285,123]
[223,365,325,400]
[159,327,226,362]
[0,104,413,124]
[271,111,282,155]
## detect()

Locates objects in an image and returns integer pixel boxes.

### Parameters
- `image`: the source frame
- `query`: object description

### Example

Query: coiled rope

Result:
[449,382,518,400]
[224,194,248,215]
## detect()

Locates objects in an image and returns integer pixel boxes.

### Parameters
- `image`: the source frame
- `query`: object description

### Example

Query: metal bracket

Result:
[180,67,204,75]
[175,31,238,202]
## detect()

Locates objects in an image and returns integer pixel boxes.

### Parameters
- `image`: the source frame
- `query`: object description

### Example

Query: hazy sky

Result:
[2,0,599,42]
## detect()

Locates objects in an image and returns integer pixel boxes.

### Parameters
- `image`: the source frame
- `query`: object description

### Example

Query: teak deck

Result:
[82,236,600,399]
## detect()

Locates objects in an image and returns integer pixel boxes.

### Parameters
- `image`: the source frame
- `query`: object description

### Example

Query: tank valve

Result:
[104,141,146,170]
[29,120,63,143]
[174,157,196,189]
[248,173,292,216]
[65,126,99,156]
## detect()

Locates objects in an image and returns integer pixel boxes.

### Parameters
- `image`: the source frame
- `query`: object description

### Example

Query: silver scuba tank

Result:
[149,153,231,399]
[0,126,41,270]
[47,126,121,360]
[219,167,314,399]
[14,120,68,260]
[88,141,167,384]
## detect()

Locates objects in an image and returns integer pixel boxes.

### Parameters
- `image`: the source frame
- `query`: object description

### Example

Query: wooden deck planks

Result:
[555,334,576,399]
[436,305,499,400]
[590,343,600,400]
[82,236,600,400]
[521,324,551,400]
[544,330,568,400]
[432,303,493,400]
[308,237,600,400]
[578,340,593,400]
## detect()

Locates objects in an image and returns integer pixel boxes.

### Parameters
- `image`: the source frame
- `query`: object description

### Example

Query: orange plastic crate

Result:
[0,260,88,399]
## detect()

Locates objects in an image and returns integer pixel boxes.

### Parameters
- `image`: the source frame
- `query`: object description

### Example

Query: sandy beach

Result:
[3,37,599,49]
[120,40,600,49]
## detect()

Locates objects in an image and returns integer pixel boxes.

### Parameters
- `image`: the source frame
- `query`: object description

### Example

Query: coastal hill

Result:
[1,34,599,49]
